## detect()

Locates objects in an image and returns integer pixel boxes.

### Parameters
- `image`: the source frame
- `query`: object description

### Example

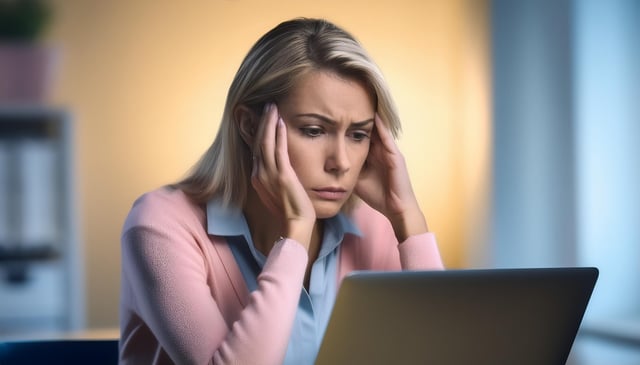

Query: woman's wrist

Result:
[389,205,429,243]
[285,219,314,250]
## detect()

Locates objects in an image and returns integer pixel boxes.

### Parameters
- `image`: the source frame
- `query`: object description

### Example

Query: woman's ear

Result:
[235,105,258,146]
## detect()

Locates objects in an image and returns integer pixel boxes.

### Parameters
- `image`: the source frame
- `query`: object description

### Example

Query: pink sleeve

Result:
[398,232,445,270]
[122,222,307,365]
[341,202,445,274]
[214,239,307,364]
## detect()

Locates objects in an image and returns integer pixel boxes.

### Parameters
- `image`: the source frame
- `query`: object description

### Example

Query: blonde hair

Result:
[177,18,401,207]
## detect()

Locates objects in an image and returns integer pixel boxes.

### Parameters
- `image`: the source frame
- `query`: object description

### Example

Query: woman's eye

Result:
[350,131,371,142]
[301,127,324,138]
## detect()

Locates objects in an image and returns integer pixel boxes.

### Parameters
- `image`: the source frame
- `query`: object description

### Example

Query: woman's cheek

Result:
[353,143,371,172]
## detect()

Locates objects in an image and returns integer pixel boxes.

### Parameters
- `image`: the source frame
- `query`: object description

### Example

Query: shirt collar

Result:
[317,211,362,258]
[206,198,248,237]
[205,198,363,242]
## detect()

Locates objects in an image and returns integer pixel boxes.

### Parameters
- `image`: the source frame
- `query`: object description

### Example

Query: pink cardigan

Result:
[119,187,443,365]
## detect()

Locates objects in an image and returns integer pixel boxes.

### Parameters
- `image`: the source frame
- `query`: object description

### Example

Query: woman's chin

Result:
[313,200,345,219]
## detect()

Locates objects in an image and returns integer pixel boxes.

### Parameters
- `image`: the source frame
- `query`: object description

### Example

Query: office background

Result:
[0,0,637,345]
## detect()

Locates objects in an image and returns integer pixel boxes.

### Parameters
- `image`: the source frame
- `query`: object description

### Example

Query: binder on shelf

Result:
[17,139,59,247]
[0,142,9,246]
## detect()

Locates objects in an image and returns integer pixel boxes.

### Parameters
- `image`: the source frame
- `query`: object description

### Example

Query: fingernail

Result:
[278,116,284,126]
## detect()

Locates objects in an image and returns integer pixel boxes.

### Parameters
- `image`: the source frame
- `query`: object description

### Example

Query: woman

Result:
[119,18,444,365]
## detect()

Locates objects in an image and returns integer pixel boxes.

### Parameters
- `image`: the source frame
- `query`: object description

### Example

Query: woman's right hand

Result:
[251,103,316,247]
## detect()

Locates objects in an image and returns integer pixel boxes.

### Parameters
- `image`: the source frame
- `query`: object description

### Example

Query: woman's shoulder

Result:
[122,186,205,232]
[339,201,399,271]
[348,200,393,234]
[346,201,396,245]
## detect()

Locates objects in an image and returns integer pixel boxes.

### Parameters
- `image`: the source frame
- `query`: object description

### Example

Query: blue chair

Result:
[0,339,118,365]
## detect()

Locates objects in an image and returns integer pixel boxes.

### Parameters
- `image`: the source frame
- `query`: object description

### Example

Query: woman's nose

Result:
[324,138,351,174]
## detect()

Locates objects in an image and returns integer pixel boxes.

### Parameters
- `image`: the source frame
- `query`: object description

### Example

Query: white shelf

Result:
[0,106,84,335]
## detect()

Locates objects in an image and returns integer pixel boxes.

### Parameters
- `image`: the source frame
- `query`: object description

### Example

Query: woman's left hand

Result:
[251,104,316,247]
[355,114,429,242]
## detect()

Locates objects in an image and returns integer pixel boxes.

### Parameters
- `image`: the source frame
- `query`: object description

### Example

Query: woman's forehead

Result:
[281,70,375,118]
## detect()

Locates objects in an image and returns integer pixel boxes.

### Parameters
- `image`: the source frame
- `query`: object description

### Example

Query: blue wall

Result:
[491,0,640,323]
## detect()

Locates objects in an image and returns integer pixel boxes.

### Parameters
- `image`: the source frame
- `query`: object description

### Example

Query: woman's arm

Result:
[121,218,307,365]
[397,232,445,270]
[346,202,444,273]
[355,114,429,242]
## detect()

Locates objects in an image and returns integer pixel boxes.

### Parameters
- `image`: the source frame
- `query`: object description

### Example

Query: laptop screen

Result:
[315,267,598,365]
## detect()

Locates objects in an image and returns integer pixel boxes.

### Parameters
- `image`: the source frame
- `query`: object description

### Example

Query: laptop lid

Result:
[315,267,598,365]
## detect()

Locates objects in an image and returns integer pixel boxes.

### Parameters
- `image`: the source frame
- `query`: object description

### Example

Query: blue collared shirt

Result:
[206,199,361,365]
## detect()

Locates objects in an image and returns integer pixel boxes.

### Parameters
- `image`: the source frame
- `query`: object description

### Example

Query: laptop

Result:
[314,267,598,365]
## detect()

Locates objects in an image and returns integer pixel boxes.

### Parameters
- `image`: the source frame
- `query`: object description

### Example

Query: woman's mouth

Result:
[312,187,348,201]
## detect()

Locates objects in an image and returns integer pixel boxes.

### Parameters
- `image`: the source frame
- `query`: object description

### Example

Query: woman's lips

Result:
[312,188,347,201]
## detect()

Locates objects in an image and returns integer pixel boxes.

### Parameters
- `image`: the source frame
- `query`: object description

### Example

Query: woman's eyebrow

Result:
[295,113,374,127]
[352,119,375,128]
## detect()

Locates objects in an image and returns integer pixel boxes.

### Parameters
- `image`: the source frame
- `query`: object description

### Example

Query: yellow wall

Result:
[48,0,490,329]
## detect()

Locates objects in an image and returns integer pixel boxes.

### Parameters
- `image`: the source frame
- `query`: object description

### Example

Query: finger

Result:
[251,150,281,213]
[275,116,291,171]
[366,119,386,167]
[251,171,280,214]
[259,104,279,172]
[253,103,269,157]
[374,113,400,154]
[263,104,279,172]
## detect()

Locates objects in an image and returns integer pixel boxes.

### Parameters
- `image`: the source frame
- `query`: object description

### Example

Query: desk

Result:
[0,327,119,342]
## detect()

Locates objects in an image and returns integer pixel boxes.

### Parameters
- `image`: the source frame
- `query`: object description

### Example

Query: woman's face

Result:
[277,70,375,219]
